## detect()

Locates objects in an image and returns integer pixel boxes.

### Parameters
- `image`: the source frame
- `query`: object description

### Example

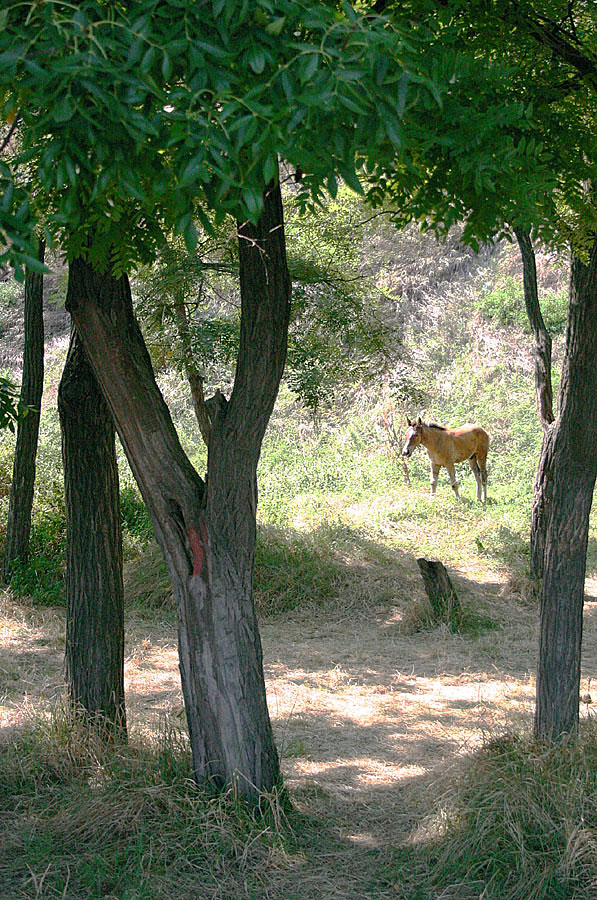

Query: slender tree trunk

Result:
[65,180,289,800]
[172,293,211,445]
[58,325,126,739]
[514,228,555,429]
[514,228,557,580]
[3,240,45,581]
[534,233,597,742]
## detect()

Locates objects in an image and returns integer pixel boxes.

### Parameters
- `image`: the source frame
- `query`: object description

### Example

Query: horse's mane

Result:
[427,422,446,431]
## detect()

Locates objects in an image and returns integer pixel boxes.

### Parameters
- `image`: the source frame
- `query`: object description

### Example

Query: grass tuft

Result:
[388,726,597,900]
[400,594,496,637]
[0,707,293,900]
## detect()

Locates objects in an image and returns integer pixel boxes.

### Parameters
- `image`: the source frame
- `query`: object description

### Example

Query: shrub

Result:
[477,276,568,335]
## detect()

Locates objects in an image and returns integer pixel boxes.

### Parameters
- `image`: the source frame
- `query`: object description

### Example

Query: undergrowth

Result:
[476,275,568,335]
[4,710,597,900]
[388,725,597,900]
[0,707,291,900]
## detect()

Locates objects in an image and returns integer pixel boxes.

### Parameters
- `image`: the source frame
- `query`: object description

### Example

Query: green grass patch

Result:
[124,522,407,616]
[120,483,154,556]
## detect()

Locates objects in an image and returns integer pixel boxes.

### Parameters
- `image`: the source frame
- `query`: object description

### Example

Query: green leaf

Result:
[265,16,285,36]
[65,157,77,185]
[341,166,364,195]
[277,71,293,100]
[375,57,389,87]
[301,53,319,82]
[161,51,172,81]
[385,119,402,149]
[127,36,144,69]
[397,71,410,116]
[141,46,156,73]
[53,97,74,123]
[196,40,229,61]
[0,179,13,210]
[262,153,277,185]
[183,220,198,251]
[337,69,363,83]
[242,185,263,218]
[342,1,357,22]
[175,211,192,235]
[20,253,48,274]
[249,48,266,75]
[195,205,216,236]
[326,172,338,198]
[338,92,368,115]
[180,154,205,188]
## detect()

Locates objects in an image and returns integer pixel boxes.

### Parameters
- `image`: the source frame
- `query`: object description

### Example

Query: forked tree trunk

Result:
[514,228,556,580]
[66,181,289,800]
[3,239,45,581]
[534,233,597,742]
[58,326,126,738]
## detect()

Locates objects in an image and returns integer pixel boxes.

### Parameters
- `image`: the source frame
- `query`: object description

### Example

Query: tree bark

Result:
[65,180,289,800]
[58,325,126,739]
[529,425,556,580]
[3,239,45,581]
[513,227,556,580]
[534,233,597,742]
[416,557,463,628]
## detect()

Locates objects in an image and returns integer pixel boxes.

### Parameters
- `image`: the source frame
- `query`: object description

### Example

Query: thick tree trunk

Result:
[3,240,44,581]
[534,234,597,742]
[66,181,289,800]
[514,228,556,580]
[58,325,126,738]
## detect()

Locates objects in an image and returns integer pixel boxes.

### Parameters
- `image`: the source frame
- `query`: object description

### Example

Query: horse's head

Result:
[402,416,423,457]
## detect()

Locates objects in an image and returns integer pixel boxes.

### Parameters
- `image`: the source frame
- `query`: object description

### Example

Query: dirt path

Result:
[2,573,597,899]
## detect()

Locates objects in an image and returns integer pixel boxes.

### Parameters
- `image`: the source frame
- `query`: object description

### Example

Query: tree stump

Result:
[416,558,463,628]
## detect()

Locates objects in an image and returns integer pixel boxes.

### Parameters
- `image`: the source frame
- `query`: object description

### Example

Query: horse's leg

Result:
[477,452,488,504]
[430,462,440,495]
[446,463,459,497]
[469,456,482,501]
[480,458,488,504]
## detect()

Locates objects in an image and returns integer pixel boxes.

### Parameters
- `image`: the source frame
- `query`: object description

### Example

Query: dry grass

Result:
[3,549,597,898]
[393,727,597,899]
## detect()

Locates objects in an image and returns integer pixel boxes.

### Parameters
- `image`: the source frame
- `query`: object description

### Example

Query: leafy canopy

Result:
[0,0,562,274]
[368,0,597,249]
[0,0,429,272]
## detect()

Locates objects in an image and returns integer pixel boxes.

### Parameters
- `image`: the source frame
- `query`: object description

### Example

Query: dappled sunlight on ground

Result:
[3,566,597,860]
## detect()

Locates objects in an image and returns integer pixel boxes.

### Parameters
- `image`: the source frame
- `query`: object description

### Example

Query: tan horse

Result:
[402,417,489,502]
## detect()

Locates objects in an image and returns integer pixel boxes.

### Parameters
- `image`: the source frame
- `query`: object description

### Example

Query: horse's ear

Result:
[417,416,422,426]
[406,415,412,426]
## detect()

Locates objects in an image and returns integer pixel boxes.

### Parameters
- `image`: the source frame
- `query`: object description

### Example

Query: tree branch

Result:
[510,2,597,90]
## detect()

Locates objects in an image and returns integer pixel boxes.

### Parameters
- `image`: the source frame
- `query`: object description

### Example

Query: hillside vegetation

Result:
[2,218,597,900]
